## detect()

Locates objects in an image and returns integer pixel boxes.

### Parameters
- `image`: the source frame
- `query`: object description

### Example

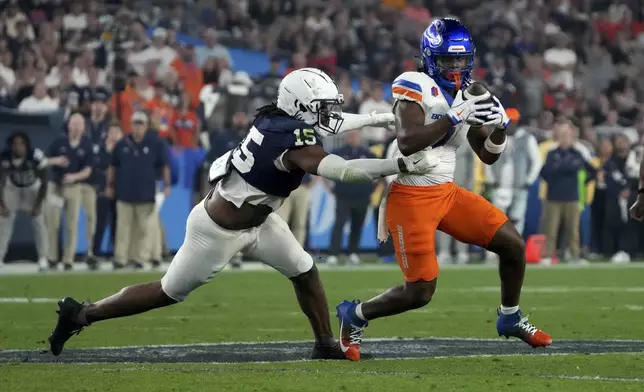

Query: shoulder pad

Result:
[392,72,428,103]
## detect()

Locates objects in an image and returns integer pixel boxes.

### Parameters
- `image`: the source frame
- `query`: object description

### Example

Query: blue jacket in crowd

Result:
[540,146,596,202]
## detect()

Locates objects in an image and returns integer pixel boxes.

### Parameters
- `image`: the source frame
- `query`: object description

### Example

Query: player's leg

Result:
[0,183,19,265]
[44,183,62,263]
[80,184,97,260]
[246,213,343,359]
[61,184,82,269]
[336,183,450,360]
[48,200,249,356]
[438,186,551,348]
[113,201,133,268]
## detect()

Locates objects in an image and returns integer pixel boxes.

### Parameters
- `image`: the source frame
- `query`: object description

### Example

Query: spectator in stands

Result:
[110,73,147,132]
[277,172,313,247]
[45,113,93,270]
[358,83,392,145]
[107,111,170,269]
[146,81,174,140]
[171,44,203,110]
[195,28,232,67]
[92,123,122,264]
[18,81,58,112]
[485,110,541,237]
[326,130,375,266]
[540,122,596,265]
[543,33,577,91]
[86,93,111,145]
[602,134,639,263]
[171,93,200,149]
[591,138,613,256]
[139,27,178,77]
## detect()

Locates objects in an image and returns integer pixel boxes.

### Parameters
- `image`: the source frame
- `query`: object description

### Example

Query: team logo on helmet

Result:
[425,19,444,47]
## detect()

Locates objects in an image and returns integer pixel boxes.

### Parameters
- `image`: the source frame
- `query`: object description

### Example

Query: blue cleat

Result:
[336,300,368,361]
[496,307,552,348]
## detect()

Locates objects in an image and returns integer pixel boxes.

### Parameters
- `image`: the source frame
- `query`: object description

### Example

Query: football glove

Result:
[482,96,512,129]
[446,90,495,126]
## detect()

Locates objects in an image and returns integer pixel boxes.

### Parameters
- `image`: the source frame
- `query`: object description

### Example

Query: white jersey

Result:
[389,71,470,186]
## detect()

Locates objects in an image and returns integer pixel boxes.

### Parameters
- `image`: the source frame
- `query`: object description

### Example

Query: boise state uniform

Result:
[161,115,316,301]
[0,148,49,262]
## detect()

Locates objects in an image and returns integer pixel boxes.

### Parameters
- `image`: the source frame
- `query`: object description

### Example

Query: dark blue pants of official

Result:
[601,199,637,257]
[329,198,369,256]
[93,195,117,257]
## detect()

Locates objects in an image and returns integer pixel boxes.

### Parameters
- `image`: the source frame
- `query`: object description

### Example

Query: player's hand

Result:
[401,149,441,174]
[482,96,511,129]
[62,173,76,184]
[446,90,494,126]
[630,195,644,221]
[369,111,395,126]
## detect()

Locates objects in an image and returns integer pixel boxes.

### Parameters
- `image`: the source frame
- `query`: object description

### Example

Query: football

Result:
[462,82,494,127]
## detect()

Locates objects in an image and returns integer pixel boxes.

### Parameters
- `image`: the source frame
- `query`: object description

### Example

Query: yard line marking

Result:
[539,375,644,383]
[0,297,58,303]
[367,286,644,294]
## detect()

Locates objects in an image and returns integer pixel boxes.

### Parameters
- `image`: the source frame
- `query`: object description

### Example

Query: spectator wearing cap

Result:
[91,123,123,264]
[540,122,596,265]
[107,111,170,269]
[79,67,109,112]
[484,109,542,261]
[138,27,178,77]
[195,28,232,68]
[171,44,203,110]
[86,93,110,145]
[325,130,376,266]
[146,81,174,140]
[45,113,93,270]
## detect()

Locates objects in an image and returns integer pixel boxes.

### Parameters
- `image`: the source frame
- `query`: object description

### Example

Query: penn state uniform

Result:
[0,148,49,263]
[161,116,318,301]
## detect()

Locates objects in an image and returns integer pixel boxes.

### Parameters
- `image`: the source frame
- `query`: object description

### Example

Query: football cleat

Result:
[48,297,87,356]
[311,342,348,360]
[336,300,368,361]
[496,307,552,348]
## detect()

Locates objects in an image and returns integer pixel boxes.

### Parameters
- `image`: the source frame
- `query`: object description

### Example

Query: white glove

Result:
[481,96,511,129]
[400,149,442,174]
[446,90,495,126]
[369,111,395,126]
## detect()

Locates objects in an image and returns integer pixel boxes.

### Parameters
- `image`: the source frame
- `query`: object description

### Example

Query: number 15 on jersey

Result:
[294,129,316,146]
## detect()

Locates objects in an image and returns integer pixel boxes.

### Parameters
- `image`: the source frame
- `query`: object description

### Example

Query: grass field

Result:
[1,263,644,391]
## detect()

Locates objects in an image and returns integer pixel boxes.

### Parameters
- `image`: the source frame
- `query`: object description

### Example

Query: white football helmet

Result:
[276,67,345,134]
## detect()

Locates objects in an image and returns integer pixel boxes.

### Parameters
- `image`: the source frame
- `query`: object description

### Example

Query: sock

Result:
[354,302,368,321]
[500,305,519,315]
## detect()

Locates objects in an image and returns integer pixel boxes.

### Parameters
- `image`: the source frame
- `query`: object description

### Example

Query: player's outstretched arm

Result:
[283,145,437,183]
[394,100,453,156]
[326,112,394,136]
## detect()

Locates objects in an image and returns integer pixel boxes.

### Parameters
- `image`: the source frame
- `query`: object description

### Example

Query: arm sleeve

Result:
[317,154,400,183]
[332,112,377,134]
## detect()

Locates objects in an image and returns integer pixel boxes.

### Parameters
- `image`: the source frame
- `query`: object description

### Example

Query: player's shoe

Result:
[496,308,552,348]
[48,297,87,356]
[336,300,368,361]
[311,342,347,360]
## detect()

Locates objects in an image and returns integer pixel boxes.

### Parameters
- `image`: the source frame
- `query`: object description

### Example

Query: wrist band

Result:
[484,136,506,154]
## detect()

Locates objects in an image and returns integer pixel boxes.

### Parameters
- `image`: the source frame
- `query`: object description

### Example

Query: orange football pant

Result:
[386,182,508,282]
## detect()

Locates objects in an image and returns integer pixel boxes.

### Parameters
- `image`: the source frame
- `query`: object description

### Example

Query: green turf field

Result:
[1,264,644,391]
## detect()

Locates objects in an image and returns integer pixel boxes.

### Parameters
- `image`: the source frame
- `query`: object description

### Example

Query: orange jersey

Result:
[146,98,175,139]
[172,110,199,148]
[171,58,203,109]
[110,88,146,133]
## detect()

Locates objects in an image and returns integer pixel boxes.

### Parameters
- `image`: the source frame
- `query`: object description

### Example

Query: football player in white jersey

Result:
[47,68,439,360]
[336,18,552,361]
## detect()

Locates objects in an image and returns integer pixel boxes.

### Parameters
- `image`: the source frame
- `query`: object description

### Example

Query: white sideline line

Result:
[1,261,644,276]
[540,375,644,383]
[4,336,644,353]
[0,297,58,303]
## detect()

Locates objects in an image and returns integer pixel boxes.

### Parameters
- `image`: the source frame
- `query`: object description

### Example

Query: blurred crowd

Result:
[1,0,644,268]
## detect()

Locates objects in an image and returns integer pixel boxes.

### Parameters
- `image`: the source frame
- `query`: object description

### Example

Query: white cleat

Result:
[326,255,339,266]
[348,253,361,265]
[456,252,470,265]
[437,252,452,265]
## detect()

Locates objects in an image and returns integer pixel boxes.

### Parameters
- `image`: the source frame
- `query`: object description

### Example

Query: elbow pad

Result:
[317,154,399,183]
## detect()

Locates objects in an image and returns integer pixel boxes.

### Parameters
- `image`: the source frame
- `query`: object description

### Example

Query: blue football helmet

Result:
[420,18,475,91]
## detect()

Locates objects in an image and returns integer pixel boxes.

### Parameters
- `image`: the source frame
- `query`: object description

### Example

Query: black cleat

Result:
[47,260,58,270]
[150,259,161,269]
[311,342,348,360]
[112,261,124,270]
[63,263,73,271]
[48,297,86,356]
[86,257,99,271]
